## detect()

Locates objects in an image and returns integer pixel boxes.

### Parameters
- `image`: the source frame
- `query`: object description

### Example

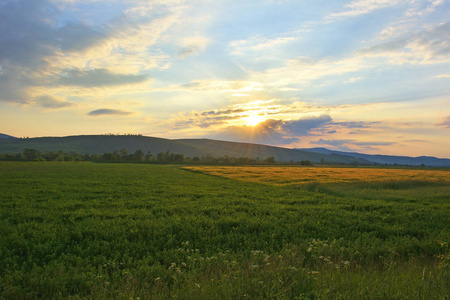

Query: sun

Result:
[244,115,264,126]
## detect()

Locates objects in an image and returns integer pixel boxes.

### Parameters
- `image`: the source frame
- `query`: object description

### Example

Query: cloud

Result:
[249,56,369,89]
[0,0,173,104]
[405,0,444,16]
[177,36,209,58]
[358,21,450,64]
[88,108,133,116]
[330,0,404,18]
[35,95,75,109]
[312,138,395,147]
[57,22,108,53]
[0,69,30,103]
[332,121,377,128]
[56,69,150,87]
[437,74,450,78]
[230,35,298,55]
[171,107,246,129]
[0,0,111,68]
[214,115,332,145]
[171,79,264,94]
[283,115,332,135]
[437,116,450,128]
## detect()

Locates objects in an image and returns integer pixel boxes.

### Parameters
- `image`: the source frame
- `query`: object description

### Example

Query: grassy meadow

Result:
[0,162,449,299]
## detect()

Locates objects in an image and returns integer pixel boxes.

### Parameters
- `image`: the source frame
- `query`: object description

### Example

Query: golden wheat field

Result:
[183,166,450,185]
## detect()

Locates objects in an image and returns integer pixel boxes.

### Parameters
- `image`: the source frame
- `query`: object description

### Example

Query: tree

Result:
[299,160,313,166]
[23,148,41,160]
[145,151,153,162]
[264,156,276,163]
[120,148,128,160]
[134,149,144,161]
[157,152,166,162]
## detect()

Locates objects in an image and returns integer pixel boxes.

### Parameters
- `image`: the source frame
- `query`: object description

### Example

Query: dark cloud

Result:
[199,108,245,117]
[283,115,332,135]
[0,0,108,68]
[0,0,125,107]
[88,108,133,116]
[214,115,332,145]
[0,0,58,68]
[57,22,107,53]
[0,0,114,104]
[57,69,150,87]
[214,125,291,145]
[36,95,75,109]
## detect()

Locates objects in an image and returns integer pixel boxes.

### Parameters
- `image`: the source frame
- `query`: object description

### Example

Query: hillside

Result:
[0,135,366,164]
[0,133,17,139]
[0,135,208,158]
[1,134,448,165]
[176,139,370,164]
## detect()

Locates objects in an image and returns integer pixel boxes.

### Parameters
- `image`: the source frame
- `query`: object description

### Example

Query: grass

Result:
[0,162,449,299]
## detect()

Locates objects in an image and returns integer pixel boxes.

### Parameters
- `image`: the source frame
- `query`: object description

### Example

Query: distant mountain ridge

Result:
[176,139,372,165]
[0,133,17,139]
[300,147,450,167]
[0,134,448,166]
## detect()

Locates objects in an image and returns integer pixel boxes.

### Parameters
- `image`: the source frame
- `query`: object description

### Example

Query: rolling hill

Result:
[0,134,448,166]
[0,134,368,164]
[176,139,370,164]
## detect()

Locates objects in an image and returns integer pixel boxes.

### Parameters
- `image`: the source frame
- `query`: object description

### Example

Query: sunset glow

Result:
[244,115,265,127]
[0,0,449,157]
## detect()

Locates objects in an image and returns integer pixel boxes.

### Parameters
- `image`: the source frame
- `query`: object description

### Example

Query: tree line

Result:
[0,148,315,165]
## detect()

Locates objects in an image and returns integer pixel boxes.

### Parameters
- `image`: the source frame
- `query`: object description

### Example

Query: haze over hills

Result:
[0,134,449,166]
[300,147,450,167]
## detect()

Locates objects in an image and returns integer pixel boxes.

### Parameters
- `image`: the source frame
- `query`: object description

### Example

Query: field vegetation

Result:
[183,166,450,185]
[0,162,449,299]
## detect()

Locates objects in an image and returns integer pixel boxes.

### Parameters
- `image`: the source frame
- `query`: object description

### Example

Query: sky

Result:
[1,0,449,158]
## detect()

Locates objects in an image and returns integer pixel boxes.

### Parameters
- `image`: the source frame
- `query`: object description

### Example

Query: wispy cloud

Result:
[230,35,298,55]
[56,69,150,87]
[88,108,133,116]
[312,138,395,147]
[177,36,210,58]
[164,79,264,94]
[405,0,444,16]
[358,21,450,64]
[330,0,404,18]
[437,116,450,128]
[35,95,75,109]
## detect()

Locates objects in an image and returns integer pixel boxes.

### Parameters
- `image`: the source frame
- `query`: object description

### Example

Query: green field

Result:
[0,162,449,299]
